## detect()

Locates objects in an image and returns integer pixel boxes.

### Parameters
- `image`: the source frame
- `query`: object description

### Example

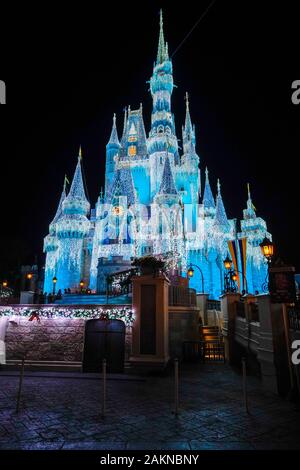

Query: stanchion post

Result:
[242,356,249,414]
[174,358,179,416]
[16,355,26,413]
[102,358,107,418]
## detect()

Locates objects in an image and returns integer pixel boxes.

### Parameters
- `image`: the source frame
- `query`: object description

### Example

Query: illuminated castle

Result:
[43,11,270,299]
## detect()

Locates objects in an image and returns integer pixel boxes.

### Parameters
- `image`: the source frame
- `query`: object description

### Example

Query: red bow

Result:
[28,312,40,322]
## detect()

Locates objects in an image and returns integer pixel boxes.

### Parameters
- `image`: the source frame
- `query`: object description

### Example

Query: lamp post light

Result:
[223,256,236,293]
[260,236,274,292]
[259,236,274,264]
[2,281,8,288]
[187,264,204,294]
[223,256,249,294]
[52,276,57,296]
[26,272,33,291]
[80,280,84,293]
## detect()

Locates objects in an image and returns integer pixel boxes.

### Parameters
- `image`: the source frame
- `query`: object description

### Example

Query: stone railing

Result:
[168,286,197,307]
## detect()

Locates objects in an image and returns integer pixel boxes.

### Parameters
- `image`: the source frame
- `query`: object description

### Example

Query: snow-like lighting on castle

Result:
[43,10,271,299]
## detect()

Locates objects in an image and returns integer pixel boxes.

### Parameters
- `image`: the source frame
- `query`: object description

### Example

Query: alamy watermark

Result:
[291,340,300,365]
[0,80,6,104]
[291,80,300,105]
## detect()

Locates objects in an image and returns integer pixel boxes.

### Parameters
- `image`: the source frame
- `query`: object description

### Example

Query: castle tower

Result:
[43,178,67,293]
[240,183,270,293]
[105,114,121,192]
[55,148,91,291]
[148,10,179,198]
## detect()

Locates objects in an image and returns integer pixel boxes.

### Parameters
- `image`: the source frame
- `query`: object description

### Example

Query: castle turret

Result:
[213,179,230,232]
[105,114,120,191]
[55,148,91,291]
[182,93,196,154]
[240,183,271,293]
[203,167,215,217]
[43,178,67,293]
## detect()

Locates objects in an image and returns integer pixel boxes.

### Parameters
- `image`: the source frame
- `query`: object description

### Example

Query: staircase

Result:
[202,326,225,362]
[55,294,132,305]
[202,325,221,342]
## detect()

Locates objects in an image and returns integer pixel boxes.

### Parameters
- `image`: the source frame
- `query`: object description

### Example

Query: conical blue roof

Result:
[62,153,90,215]
[214,180,230,230]
[159,155,178,195]
[50,186,66,227]
[107,114,120,146]
[203,168,215,209]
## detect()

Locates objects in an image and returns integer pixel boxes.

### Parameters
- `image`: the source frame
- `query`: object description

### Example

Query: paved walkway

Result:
[0,363,300,450]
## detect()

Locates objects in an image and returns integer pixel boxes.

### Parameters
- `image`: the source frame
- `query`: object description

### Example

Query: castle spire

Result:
[184,92,193,133]
[49,179,67,231]
[182,92,195,153]
[245,182,256,218]
[156,9,167,64]
[63,153,90,214]
[203,167,215,210]
[108,113,120,146]
[214,179,230,229]
[158,154,178,195]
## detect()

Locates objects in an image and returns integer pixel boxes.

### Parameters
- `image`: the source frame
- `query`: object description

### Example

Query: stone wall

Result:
[6,317,85,362]
[5,317,132,363]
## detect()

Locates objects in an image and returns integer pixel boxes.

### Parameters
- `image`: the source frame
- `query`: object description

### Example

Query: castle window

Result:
[128,145,136,157]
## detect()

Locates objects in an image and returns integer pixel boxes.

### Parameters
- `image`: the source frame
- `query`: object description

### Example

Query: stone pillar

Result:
[130,274,170,370]
[221,292,241,364]
[257,295,291,395]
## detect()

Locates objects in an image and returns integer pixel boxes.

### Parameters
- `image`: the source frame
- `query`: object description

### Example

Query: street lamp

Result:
[2,281,8,288]
[260,236,275,292]
[260,236,274,264]
[223,255,233,271]
[187,264,204,294]
[187,267,194,278]
[223,256,237,293]
[223,256,249,294]
[80,280,84,293]
[52,276,57,295]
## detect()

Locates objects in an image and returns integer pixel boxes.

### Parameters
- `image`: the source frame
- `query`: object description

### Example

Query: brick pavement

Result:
[0,363,300,450]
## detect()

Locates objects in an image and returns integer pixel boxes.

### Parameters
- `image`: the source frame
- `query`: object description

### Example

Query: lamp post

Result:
[52,276,57,296]
[259,236,274,292]
[187,263,204,294]
[223,256,249,294]
[26,272,33,291]
[80,280,84,294]
[223,256,236,293]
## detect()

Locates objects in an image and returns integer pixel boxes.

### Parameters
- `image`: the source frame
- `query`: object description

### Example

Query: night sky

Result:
[0,1,299,284]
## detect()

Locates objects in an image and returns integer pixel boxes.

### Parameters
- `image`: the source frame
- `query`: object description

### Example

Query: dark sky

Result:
[0,0,299,283]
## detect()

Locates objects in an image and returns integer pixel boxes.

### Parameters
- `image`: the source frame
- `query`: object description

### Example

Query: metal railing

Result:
[168,286,197,307]
[182,339,225,362]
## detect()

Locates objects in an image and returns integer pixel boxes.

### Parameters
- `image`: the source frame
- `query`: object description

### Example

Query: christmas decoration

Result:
[0,306,134,326]
[43,10,271,300]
